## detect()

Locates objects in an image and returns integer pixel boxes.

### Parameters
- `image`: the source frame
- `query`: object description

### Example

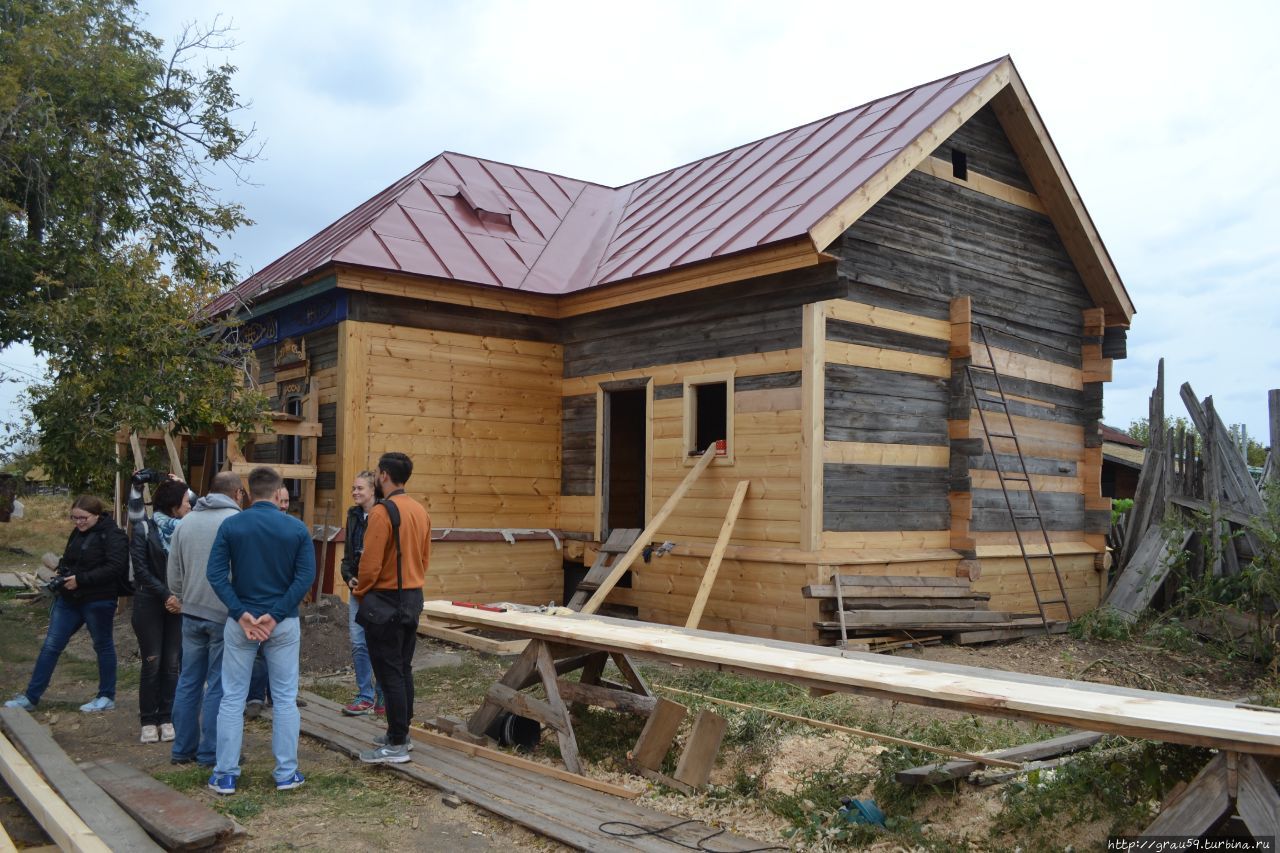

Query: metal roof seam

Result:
[607,136,801,279]
[662,114,851,269]
[368,231,404,272]
[600,144,768,281]
[762,68,974,244]
[397,196,455,279]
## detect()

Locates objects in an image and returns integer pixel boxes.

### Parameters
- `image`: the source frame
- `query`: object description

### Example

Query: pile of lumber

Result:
[1105,364,1278,622]
[805,575,1067,646]
[0,707,236,851]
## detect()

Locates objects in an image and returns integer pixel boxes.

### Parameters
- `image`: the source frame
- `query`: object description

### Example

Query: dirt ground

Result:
[1,585,1271,851]
[1,497,1272,851]
[0,592,562,852]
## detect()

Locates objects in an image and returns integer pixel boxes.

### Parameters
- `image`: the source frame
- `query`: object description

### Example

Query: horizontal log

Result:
[555,680,656,715]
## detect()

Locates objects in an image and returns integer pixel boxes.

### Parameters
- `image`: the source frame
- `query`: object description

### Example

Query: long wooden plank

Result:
[298,693,762,852]
[685,480,750,629]
[80,759,236,850]
[581,445,717,614]
[895,731,1103,784]
[0,730,113,853]
[406,727,640,799]
[0,710,158,852]
[422,602,1280,756]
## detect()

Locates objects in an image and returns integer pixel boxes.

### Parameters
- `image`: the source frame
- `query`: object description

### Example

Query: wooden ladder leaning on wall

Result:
[965,324,1073,631]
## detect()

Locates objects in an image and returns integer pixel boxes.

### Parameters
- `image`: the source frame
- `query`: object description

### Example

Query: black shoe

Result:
[170,756,196,766]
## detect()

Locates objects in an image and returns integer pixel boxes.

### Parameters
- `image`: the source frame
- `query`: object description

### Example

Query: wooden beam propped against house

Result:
[580,444,719,615]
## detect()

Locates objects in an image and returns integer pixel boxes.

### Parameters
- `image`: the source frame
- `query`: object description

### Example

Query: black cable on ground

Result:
[597,818,786,852]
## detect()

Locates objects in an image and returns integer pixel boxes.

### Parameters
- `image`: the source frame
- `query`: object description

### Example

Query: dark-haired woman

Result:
[5,496,129,712]
[130,478,191,744]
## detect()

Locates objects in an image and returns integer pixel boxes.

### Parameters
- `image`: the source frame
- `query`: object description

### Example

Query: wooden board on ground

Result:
[406,727,639,799]
[0,709,159,852]
[79,759,237,850]
[421,601,1280,756]
[895,731,1105,785]
[0,730,112,853]
[296,692,764,851]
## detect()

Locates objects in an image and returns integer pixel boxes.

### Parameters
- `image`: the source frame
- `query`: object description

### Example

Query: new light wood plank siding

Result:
[361,322,563,529]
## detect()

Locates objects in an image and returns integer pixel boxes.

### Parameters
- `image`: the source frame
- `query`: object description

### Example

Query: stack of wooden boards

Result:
[0,707,237,851]
[805,574,1067,646]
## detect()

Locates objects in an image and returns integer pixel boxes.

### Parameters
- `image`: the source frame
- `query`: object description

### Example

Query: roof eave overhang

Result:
[806,58,1135,328]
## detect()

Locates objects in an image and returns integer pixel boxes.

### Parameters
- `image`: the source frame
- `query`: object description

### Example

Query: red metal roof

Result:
[211,58,1008,313]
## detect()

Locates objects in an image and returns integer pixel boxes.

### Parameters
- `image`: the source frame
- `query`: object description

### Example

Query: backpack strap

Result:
[379,496,403,594]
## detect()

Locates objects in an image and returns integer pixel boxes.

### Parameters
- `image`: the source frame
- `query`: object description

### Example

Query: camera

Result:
[44,574,67,593]
[131,468,162,488]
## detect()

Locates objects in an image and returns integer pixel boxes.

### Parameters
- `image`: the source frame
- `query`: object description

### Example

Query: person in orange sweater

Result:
[354,452,430,764]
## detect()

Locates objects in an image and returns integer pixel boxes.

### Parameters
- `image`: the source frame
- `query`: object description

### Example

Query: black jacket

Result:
[129,519,172,599]
[57,515,130,603]
[339,505,369,585]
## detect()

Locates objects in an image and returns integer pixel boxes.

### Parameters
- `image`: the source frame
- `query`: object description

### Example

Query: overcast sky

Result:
[3,0,1277,446]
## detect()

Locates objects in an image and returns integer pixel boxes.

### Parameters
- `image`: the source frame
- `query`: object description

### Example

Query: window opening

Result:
[692,382,728,456]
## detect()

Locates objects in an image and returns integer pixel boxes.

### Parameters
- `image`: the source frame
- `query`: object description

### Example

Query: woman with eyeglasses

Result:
[5,496,130,712]
[339,471,383,716]
[129,477,192,744]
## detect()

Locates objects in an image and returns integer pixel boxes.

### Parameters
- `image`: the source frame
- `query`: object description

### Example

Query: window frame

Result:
[681,371,734,465]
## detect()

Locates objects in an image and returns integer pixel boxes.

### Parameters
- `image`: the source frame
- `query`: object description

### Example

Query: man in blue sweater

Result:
[206,466,315,795]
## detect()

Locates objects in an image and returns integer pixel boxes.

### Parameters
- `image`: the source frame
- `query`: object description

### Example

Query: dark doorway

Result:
[604,388,646,534]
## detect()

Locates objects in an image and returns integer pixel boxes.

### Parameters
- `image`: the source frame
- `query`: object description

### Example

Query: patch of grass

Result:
[990,740,1209,847]
[412,655,508,713]
[1141,618,1200,654]
[867,715,1068,810]
[156,764,392,824]
[1069,607,1134,642]
[0,494,74,570]
[304,679,353,705]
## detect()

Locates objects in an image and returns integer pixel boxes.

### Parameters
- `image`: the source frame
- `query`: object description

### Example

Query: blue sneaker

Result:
[4,694,34,710]
[207,773,237,795]
[78,696,115,713]
[275,771,305,791]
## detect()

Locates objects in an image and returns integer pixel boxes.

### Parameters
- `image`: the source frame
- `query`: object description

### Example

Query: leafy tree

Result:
[1,0,266,489]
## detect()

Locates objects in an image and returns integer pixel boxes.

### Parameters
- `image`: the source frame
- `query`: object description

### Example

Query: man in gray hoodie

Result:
[167,472,244,766]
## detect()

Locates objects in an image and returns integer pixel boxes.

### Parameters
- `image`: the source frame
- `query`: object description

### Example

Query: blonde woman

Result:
[339,471,383,715]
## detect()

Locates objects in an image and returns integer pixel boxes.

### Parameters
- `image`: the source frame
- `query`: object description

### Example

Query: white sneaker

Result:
[4,695,34,710]
[140,725,160,744]
[159,723,175,742]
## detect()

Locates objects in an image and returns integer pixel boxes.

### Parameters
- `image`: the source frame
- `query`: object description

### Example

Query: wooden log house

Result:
[207,57,1134,641]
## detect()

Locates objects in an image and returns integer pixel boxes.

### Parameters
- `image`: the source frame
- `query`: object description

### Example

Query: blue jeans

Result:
[25,597,117,705]
[171,616,223,765]
[248,647,268,704]
[348,597,379,704]
[216,617,301,783]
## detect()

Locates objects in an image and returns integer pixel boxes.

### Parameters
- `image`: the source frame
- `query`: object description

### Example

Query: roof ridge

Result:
[613,55,1011,192]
